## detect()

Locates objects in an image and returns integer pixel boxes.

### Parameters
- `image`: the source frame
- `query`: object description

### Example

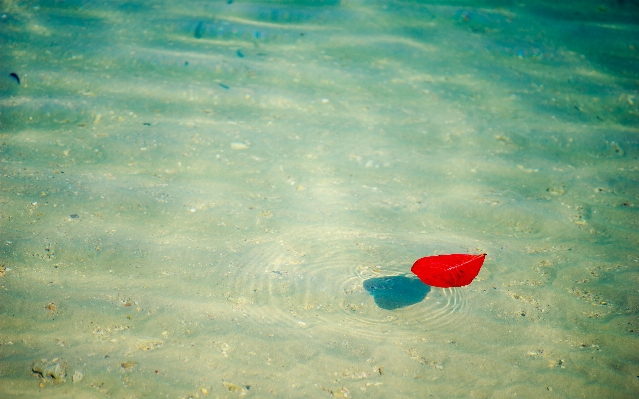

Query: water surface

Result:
[1,1,638,397]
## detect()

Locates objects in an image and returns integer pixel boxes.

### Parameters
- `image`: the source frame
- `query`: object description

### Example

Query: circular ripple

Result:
[225,227,479,339]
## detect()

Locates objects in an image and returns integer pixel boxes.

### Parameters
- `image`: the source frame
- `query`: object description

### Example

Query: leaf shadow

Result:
[363,275,430,310]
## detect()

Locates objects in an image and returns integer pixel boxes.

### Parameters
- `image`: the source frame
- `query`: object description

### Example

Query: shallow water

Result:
[1,0,638,398]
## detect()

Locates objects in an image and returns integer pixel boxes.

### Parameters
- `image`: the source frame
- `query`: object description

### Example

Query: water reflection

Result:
[363,276,430,310]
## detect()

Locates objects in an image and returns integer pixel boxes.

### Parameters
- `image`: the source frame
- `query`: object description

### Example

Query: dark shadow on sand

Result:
[363,275,430,310]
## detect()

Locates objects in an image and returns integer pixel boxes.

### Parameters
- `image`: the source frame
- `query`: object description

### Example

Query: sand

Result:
[0,1,637,398]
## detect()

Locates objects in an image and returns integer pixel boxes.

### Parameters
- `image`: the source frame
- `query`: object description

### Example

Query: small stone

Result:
[136,339,163,351]
[231,142,248,150]
[31,358,67,383]
[223,382,248,395]
[72,370,83,383]
[121,361,136,369]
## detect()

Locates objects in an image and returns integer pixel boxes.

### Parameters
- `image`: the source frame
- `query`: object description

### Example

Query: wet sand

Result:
[1,1,638,397]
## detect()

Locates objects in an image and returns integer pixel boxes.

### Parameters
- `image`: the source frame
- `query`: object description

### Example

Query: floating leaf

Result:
[411,253,486,288]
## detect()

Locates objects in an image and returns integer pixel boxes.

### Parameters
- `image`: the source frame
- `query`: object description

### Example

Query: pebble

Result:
[72,370,83,383]
[231,142,249,150]
[31,358,67,383]
[223,381,249,395]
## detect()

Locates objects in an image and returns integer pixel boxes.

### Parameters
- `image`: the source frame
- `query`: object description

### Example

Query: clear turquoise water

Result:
[1,1,638,397]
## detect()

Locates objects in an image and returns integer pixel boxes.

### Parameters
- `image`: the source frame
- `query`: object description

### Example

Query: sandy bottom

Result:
[1,1,638,398]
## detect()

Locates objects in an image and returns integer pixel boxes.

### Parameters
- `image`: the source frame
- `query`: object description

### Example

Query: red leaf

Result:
[411,253,486,288]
